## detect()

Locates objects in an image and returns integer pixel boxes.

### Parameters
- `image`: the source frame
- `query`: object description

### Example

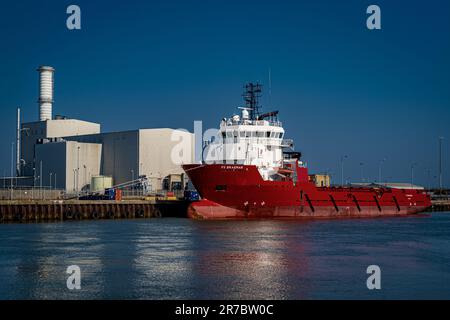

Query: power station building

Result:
[15,66,195,193]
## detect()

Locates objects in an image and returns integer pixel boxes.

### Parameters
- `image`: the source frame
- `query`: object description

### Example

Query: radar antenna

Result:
[242,82,262,120]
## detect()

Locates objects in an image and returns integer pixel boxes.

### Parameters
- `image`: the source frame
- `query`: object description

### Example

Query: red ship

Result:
[183,83,431,219]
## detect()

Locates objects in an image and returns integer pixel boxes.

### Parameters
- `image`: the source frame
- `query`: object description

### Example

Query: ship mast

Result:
[242,83,262,120]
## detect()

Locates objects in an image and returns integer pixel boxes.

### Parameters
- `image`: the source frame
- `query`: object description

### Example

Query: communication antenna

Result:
[268,68,272,108]
[242,82,262,120]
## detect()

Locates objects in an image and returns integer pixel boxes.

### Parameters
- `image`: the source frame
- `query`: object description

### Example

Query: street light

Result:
[73,169,76,192]
[39,160,42,192]
[39,161,43,199]
[411,162,418,187]
[439,137,444,192]
[77,146,80,193]
[378,158,386,184]
[131,169,135,196]
[10,142,14,189]
[359,162,364,182]
[83,165,87,192]
[340,155,348,186]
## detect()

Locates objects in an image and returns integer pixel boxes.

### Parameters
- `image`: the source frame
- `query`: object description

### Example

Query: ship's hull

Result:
[187,199,429,220]
[183,164,431,220]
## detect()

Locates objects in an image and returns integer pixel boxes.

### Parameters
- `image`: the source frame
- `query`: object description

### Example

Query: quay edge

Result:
[0,199,190,223]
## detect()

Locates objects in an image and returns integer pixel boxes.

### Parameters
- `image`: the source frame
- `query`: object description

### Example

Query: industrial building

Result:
[11,66,195,194]
[309,174,331,187]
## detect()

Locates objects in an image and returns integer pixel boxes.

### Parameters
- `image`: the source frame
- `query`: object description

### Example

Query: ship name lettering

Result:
[221,165,243,170]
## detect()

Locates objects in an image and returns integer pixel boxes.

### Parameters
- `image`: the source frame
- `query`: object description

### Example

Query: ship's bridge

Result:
[219,117,285,145]
[204,110,287,179]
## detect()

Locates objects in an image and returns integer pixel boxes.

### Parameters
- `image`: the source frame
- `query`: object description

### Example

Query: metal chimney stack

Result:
[38,66,55,121]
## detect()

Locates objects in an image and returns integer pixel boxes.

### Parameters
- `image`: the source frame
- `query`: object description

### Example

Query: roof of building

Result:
[350,182,424,190]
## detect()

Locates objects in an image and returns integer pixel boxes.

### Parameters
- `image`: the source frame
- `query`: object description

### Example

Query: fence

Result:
[1,187,186,201]
[120,189,184,199]
[0,188,64,201]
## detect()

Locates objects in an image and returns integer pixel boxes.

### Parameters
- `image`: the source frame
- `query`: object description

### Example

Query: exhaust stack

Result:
[38,66,55,121]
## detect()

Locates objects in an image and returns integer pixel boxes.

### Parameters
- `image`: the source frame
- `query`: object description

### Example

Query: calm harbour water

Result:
[1,212,450,300]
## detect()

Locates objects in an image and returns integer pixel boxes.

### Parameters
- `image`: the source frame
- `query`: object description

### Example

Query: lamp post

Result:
[40,161,43,199]
[439,137,444,192]
[83,165,87,193]
[77,146,80,193]
[73,169,77,193]
[10,142,14,200]
[131,169,135,196]
[50,172,53,189]
[378,158,386,184]
[359,162,364,182]
[411,162,418,187]
[340,155,348,186]
[10,142,14,186]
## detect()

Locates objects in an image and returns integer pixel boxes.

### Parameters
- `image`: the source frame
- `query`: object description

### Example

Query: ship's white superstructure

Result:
[203,83,301,180]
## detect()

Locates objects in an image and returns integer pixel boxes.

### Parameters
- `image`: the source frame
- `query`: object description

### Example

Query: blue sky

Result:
[0,0,449,187]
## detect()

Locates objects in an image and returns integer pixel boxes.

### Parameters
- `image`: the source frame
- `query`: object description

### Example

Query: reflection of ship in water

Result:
[183,83,431,219]
[188,221,312,299]
[3,217,449,299]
